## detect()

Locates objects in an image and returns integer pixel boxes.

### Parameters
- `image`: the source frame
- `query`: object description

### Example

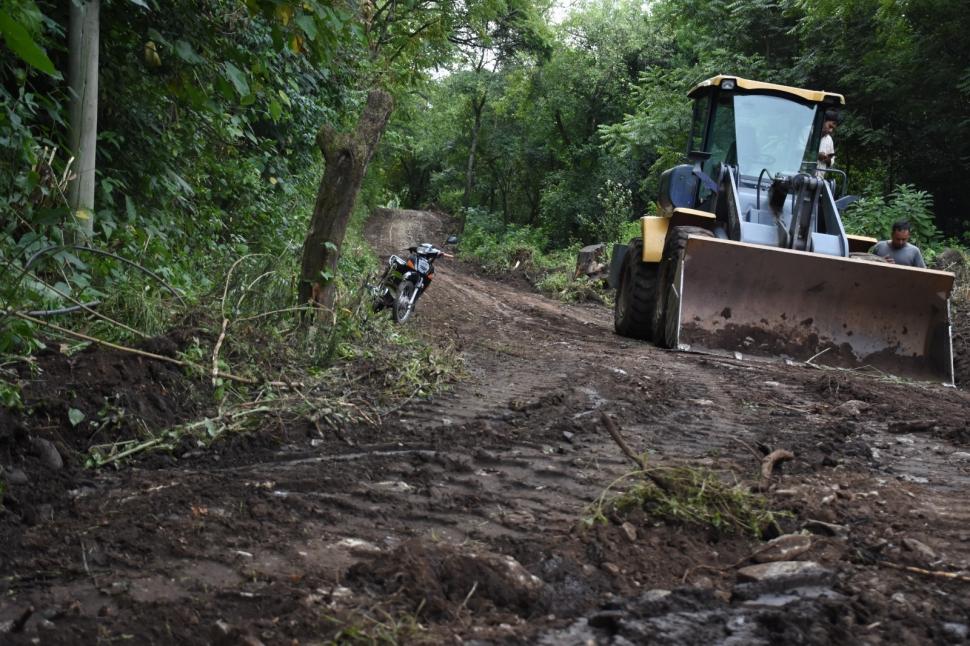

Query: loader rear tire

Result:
[656,226,714,349]
[614,239,659,341]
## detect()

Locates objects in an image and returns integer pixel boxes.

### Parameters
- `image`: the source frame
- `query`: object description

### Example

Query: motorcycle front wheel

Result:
[393,279,417,323]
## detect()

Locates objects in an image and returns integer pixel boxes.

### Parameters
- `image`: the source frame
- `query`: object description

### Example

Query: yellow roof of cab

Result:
[688,75,845,105]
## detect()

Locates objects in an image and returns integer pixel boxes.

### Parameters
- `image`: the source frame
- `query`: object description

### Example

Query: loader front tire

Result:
[656,226,714,349]
[614,239,659,341]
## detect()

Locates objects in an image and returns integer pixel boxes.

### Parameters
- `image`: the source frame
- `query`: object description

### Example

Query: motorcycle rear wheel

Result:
[393,280,417,323]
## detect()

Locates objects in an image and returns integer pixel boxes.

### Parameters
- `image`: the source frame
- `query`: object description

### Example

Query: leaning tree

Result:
[297,0,550,312]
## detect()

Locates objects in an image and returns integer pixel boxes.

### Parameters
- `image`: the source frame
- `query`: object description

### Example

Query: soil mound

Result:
[347,540,544,620]
[1,335,212,526]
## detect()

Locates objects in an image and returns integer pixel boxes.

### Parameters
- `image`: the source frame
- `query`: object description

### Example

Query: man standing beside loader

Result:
[871,220,927,268]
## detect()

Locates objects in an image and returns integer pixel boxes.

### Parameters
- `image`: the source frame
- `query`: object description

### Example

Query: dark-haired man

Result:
[871,220,926,268]
[816,115,838,178]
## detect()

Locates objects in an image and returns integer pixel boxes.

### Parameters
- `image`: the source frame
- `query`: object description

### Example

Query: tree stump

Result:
[575,243,607,279]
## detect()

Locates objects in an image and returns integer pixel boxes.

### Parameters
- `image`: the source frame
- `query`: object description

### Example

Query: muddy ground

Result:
[2,209,970,645]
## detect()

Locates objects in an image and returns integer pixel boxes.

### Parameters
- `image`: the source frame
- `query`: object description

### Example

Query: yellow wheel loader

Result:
[609,75,955,384]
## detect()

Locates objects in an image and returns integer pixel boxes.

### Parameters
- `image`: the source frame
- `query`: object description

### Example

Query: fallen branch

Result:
[23,269,146,337]
[212,317,229,386]
[212,254,262,387]
[234,305,313,324]
[887,419,939,434]
[728,436,764,465]
[378,384,424,420]
[22,244,185,305]
[878,560,970,583]
[804,347,832,366]
[761,448,795,479]
[10,311,299,389]
[455,581,478,619]
[6,605,34,634]
[600,411,646,470]
[600,412,672,494]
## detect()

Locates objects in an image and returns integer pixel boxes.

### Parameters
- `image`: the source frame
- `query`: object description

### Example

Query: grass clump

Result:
[586,464,787,539]
[322,605,428,645]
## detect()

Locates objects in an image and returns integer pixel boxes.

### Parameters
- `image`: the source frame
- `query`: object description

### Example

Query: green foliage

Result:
[0,6,56,76]
[459,207,549,274]
[579,179,632,245]
[844,184,941,249]
[377,0,970,257]
[586,465,787,539]
[0,377,24,410]
[322,607,427,645]
[536,272,606,304]
[0,0,356,355]
[460,207,611,303]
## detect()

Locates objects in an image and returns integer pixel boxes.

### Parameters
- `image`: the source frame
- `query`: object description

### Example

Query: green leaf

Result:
[68,408,85,427]
[101,218,116,240]
[277,89,292,107]
[128,0,150,8]
[268,99,282,121]
[174,40,205,64]
[295,15,317,41]
[125,195,138,220]
[323,241,338,251]
[30,208,64,226]
[0,11,57,76]
[54,250,88,270]
[223,62,250,98]
[215,76,235,101]
[147,28,170,47]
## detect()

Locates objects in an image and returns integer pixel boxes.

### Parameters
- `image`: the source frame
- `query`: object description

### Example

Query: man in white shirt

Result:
[816,114,837,178]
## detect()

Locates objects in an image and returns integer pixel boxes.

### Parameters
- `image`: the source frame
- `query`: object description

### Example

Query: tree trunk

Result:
[299,90,394,311]
[462,92,486,210]
[68,0,99,240]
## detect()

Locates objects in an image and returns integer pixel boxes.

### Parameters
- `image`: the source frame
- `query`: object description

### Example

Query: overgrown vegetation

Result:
[457,208,636,304]
[844,184,943,254]
[72,204,464,468]
[585,465,788,539]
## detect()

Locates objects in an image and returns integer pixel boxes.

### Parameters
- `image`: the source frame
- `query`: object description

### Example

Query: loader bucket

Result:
[667,236,955,384]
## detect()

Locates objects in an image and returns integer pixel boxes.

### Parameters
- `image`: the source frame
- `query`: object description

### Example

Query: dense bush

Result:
[844,184,941,254]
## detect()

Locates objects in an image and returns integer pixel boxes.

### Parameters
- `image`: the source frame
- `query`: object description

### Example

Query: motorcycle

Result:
[370,235,458,323]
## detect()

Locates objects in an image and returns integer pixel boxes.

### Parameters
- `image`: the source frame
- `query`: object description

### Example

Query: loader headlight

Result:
[721,78,736,90]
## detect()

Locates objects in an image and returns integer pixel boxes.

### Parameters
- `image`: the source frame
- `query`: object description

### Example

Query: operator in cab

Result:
[871,219,926,268]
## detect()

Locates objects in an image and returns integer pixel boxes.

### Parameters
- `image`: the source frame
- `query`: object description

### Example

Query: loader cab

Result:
[686,76,845,204]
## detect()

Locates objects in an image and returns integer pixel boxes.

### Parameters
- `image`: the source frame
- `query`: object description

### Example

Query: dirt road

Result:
[3,209,970,644]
